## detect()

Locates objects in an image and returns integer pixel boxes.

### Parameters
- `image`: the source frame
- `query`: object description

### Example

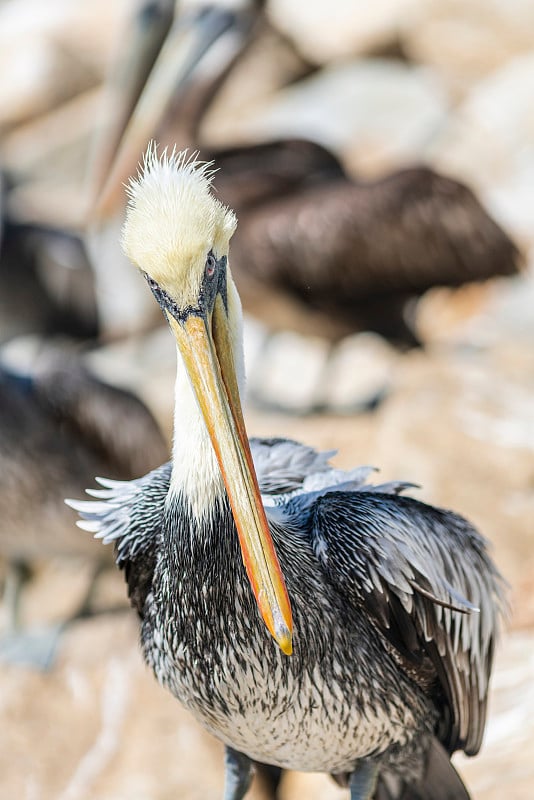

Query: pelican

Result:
[0,171,98,344]
[70,148,505,799]
[0,349,166,667]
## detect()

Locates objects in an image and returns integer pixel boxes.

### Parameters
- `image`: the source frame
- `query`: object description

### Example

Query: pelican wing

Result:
[251,437,336,494]
[253,437,414,504]
[309,490,506,756]
[68,462,171,615]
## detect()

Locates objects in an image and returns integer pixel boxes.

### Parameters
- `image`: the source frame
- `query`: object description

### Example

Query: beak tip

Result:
[274,621,293,657]
[279,636,293,657]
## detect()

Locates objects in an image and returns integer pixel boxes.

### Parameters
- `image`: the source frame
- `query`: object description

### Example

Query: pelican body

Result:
[71,149,504,799]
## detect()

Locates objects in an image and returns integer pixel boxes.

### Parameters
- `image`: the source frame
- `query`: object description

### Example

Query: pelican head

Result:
[122,145,293,655]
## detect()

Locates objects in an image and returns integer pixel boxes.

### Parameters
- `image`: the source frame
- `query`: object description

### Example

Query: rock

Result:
[0,36,96,132]
[0,0,132,80]
[267,0,423,63]
[415,276,534,349]
[403,0,534,99]
[242,322,396,415]
[319,333,396,413]
[427,52,534,245]
[245,326,331,414]
[220,59,449,175]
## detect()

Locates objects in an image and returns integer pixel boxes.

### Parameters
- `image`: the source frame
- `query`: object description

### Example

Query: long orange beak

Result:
[167,298,293,655]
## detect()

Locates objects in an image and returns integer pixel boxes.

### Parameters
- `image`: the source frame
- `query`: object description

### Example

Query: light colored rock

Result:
[267,0,423,63]
[247,329,331,413]
[416,273,534,349]
[1,89,101,228]
[0,0,132,77]
[243,324,396,415]
[427,52,534,245]
[214,59,449,175]
[0,37,95,131]
[404,0,534,98]
[319,333,397,412]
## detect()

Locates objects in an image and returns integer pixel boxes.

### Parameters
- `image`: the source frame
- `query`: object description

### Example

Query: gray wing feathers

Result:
[311,492,505,756]
[66,463,172,614]
[251,437,336,493]
[252,437,414,503]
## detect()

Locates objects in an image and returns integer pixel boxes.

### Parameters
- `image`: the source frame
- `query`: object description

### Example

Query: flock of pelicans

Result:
[0,2,521,798]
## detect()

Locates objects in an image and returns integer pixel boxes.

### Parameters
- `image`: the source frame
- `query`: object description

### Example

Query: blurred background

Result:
[0,0,533,798]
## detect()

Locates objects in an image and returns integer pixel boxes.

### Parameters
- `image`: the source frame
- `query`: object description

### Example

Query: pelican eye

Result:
[205,252,217,278]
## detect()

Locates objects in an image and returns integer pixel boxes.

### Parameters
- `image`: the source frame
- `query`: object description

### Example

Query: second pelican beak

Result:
[166,298,293,655]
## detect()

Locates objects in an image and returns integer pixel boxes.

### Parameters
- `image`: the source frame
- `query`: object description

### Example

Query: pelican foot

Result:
[0,622,64,670]
[349,760,378,800]
[224,746,253,800]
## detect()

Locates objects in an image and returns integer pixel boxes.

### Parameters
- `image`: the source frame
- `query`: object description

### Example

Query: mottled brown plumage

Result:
[0,171,98,344]
[0,350,167,567]
[223,160,521,343]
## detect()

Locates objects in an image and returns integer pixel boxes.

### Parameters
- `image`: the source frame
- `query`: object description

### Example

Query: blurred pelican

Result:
[86,0,521,348]
[0,348,167,667]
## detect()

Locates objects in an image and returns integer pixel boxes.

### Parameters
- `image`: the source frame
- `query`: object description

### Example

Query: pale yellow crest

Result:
[121,143,237,305]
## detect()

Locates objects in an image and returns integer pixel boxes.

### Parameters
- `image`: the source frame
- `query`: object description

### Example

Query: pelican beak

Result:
[89,5,250,221]
[166,297,293,655]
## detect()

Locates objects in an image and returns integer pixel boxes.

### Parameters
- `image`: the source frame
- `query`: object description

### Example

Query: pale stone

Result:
[319,333,397,412]
[0,37,94,131]
[404,0,534,98]
[246,329,331,413]
[267,0,424,63]
[0,0,132,76]
[215,60,448,175]
[427,52,534,244]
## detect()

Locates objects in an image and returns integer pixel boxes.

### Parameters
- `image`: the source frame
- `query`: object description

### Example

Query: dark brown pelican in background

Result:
[70,149,505,799]
[0,349,167,667]
[0,171,98,344]
[88,1,521,347]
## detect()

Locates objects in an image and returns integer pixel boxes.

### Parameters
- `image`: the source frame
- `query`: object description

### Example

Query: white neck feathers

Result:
[168,276,246,522]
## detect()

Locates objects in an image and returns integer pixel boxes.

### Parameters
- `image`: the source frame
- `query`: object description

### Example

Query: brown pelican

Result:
[70,148,505,799]
[0,349,167,666]
[0,172,98,343]
[89,2,521,347]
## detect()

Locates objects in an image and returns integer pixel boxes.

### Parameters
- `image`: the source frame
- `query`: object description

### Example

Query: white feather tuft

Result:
[121,141,236,306]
